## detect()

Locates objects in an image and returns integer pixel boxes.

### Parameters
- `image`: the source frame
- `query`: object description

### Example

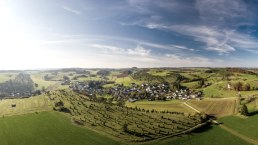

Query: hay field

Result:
[188,98,237,117]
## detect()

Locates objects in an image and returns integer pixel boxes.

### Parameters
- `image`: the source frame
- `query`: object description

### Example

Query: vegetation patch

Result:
[47,90,208,142]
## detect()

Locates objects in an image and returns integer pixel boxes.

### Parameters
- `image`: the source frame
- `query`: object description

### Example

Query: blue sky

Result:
[1,0,258,69]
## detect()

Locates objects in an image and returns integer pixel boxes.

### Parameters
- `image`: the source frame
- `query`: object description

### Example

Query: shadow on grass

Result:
[248,110,258,116]
[173,123,213,139]
[192,123,213,134]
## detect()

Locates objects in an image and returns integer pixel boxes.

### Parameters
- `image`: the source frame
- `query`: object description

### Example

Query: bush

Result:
[239,104,248,116]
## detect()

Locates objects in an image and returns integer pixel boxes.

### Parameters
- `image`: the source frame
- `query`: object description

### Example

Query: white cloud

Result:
[90,44,150,56]
[62,6,81,15]
[127,45,150,56]
[120,0,257,55]
[89,42,223,67]
[141,23,258,54]
[90,44,125,54]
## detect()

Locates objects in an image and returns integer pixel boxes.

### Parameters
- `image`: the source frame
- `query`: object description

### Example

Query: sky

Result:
[1,0,258,69]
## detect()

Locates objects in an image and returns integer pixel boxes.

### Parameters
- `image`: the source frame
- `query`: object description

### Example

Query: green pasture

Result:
[144,125,251,145]
[219,114,258,141]
[0,111,122,145]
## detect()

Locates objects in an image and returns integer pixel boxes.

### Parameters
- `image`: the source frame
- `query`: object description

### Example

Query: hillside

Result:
[0,68,257,145]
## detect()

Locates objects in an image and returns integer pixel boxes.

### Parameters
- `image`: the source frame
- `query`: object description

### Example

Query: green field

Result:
[148,69,170,76]
[0,111,122,145]
[115,76,139,86]
[246,97,258,112]
[219,114,258,141]
[144,125,251,145]
[0,111,251,145]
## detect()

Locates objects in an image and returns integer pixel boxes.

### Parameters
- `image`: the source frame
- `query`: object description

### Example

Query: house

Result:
[128,98,137,103]
[227,83,231,89]
[190,94,197,98]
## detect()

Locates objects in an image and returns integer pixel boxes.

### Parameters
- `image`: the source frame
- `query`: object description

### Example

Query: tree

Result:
[123,123,128,132]
[63,75,70,81]
[117,100,125,107]
[239,104,248,116]
[107,98,114,104]
[96,97,107,103]
[41,86,46,92]
[172,80,181,90]
[97,70,110,76]
[198,78,205,88]
[243,83,251,91]
[233,82,243,91]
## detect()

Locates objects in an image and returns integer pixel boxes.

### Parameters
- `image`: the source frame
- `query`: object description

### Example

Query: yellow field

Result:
[0,95,52,116]
[188,98,237,117]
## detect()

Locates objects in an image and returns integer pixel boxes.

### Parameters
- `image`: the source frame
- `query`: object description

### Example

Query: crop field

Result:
[48,90,205,142]
[0,95,52,116]
[219,114,258,141]
[126,100,194,114]
[188,98,237,117]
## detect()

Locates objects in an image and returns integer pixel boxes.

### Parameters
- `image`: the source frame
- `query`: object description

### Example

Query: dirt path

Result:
[183,102,200,113]
[219,124,258,145]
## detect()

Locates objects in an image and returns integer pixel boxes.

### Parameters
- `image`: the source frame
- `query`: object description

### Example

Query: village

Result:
[69,80,203,102]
